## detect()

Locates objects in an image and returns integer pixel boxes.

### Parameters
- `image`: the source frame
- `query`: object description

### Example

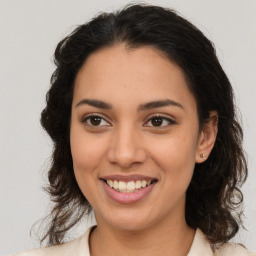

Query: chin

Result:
[96,206,160,232]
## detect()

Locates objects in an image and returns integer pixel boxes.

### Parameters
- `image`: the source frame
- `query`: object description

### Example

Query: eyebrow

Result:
[75,99,112,109]
[75,98,184,111]
[138,99,184,111]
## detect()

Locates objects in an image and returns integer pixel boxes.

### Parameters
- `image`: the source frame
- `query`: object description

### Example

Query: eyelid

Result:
[144,114,176,127]
[81,113,111,127]
[80,113,176,128]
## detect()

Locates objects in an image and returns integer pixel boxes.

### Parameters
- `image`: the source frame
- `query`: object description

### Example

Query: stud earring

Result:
[200,153,206,158]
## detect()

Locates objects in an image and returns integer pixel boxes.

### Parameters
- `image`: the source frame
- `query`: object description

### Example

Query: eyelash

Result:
[81,114,110,127]
[81,114,176,128]
[145,115,176,127]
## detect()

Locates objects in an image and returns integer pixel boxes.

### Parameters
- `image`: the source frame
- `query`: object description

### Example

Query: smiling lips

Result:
[101,175,157,204]
[106,180,152,193]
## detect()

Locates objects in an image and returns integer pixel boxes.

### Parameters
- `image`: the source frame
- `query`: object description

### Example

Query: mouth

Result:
[101,179,158,193]
[100,175,158,204]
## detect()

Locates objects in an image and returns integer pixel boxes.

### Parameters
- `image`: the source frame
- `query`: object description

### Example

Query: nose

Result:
[107,125,147,168]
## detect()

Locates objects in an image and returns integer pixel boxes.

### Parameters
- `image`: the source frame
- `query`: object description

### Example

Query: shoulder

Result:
[214,243,256,256]
[188,229,255,256]
[13,226,93,256]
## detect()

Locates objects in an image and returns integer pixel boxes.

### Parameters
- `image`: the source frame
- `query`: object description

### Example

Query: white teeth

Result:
[106,179,153,193]
[141,180,147,188]
[118,181,126,192]
[135,180,142,189]
[113,180,119,190]
[127,181,135,191]
[107,180,113,187]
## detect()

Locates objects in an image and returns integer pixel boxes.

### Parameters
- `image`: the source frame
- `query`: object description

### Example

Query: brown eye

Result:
[89,116,102,126]
[145,116,175,127]
[151,117,163,126]
[82,115,110,127]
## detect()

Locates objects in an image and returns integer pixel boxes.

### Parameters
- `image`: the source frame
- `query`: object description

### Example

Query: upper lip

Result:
[100,174,157,182]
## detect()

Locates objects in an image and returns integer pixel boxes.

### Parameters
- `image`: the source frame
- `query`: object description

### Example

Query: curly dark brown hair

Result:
[39,3,247,246]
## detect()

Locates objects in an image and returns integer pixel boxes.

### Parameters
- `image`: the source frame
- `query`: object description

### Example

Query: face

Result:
[70,45,205,232]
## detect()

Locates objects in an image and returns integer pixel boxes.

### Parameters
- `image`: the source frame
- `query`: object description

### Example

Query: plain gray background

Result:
[0,0,255,254]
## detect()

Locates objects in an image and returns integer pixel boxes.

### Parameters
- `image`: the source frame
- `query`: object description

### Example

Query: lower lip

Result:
[102,180,156,204]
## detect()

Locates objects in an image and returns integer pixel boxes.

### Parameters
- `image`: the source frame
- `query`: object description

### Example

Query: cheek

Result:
[148,133,197,183]
[151,132,197,162]
[70,125,107,173]
[71,140,105,173]
[70,128,108,201]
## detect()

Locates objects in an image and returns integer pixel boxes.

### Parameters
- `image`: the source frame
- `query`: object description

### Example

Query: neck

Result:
[89,214,195,256]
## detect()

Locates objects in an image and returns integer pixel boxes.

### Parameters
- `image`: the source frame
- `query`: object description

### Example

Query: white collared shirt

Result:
[13,226,255,256]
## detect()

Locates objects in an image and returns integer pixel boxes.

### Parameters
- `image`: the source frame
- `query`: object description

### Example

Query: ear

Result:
[196,111,218,163]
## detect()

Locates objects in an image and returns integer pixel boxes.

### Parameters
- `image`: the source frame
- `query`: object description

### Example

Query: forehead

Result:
[73,44,196,113]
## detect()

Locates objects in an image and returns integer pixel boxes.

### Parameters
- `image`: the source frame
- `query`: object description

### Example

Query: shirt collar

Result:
[80,226,214,256]
[187,229,214,256]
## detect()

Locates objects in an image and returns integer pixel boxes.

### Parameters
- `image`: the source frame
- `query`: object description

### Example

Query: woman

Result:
[14,4,255,256]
